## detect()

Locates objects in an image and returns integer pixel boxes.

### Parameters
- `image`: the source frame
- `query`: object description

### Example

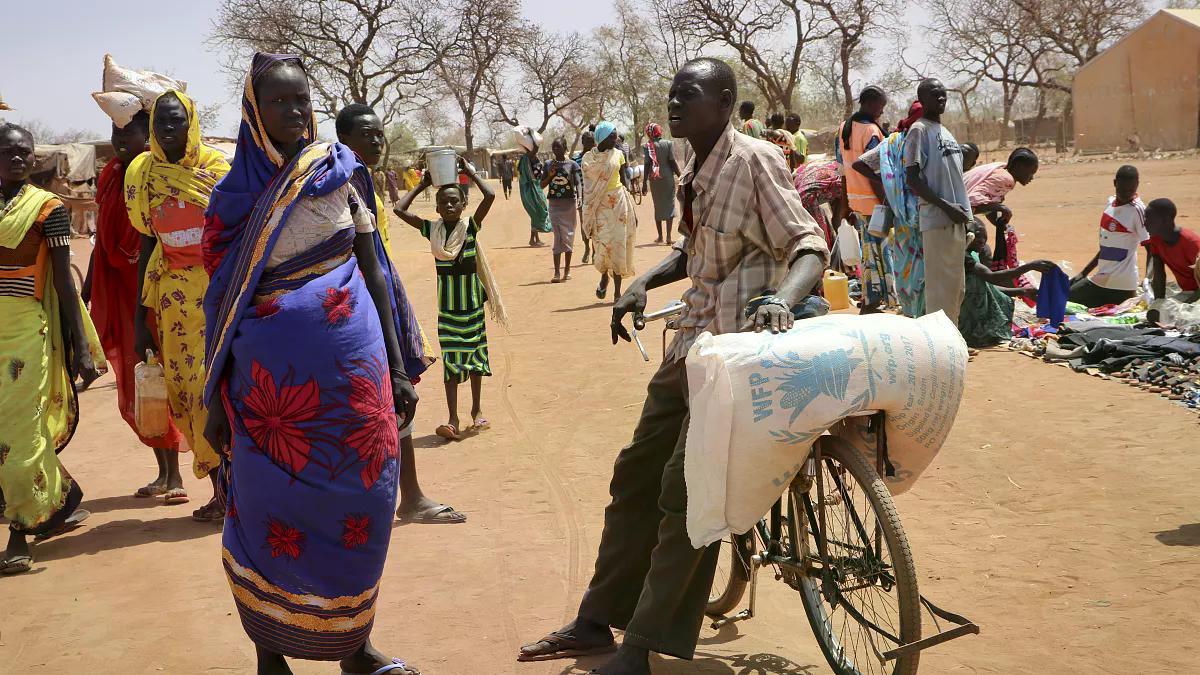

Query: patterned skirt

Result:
[221,251,398,661]
[436,272,491,383]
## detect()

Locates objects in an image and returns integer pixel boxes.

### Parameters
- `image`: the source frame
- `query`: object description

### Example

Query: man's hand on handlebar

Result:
[611,283,649,344]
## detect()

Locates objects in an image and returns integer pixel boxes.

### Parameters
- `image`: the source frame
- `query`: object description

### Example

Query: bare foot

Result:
[590,645,650,674]
[340,640,419,674]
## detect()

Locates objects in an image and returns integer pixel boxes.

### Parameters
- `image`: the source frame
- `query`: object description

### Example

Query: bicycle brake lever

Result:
[631,327,650,362]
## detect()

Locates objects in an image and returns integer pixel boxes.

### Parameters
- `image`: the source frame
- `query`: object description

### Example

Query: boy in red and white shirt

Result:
[1069,165,1148,308]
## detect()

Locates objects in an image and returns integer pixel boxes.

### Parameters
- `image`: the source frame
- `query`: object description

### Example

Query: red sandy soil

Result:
[3,157,1198,674]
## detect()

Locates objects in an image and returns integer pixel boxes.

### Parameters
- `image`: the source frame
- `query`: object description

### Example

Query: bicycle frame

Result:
[713,413,979,663]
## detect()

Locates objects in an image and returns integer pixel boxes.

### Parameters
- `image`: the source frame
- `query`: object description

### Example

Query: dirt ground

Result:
[3,157,1199,674]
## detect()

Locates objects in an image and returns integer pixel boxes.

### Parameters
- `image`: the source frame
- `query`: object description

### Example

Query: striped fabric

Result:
[421,218,491,382]
[0,205,72,298]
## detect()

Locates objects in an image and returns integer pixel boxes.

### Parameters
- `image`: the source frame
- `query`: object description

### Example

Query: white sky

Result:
[1,0,935,139]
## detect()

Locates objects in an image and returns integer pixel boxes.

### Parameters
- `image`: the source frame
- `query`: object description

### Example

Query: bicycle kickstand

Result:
[711,553,762,629]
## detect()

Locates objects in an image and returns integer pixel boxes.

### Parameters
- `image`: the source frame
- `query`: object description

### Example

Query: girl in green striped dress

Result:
[395,159,501,440]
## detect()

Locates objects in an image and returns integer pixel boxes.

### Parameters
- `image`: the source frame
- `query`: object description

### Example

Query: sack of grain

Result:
[683,311,968,547]
[91,91,143,130]
[93,54,188,126]
[510,125,542,153]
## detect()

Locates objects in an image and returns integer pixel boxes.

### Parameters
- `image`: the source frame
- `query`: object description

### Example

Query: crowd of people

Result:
[2,42,1198,675]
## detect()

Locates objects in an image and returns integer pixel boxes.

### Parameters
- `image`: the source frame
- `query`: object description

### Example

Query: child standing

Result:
[395,158,505,441]
[1069,165,1147,307]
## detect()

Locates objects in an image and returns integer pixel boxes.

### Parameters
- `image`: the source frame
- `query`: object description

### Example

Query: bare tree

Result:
[211,0,450,130]
[924,0,1045,146]
[676,0,833,111]
[436,0,520,154]
[596,0,669,150]
[486,27,604,134]
[633,0,706,80]
[806,0,902,115]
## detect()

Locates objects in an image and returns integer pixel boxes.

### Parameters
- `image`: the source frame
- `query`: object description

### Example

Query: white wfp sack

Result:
[510,125,542,153]
[93,54,188,128]
[683,311,968,548]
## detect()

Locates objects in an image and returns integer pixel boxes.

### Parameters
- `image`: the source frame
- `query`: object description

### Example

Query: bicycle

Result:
[629,301,978,675]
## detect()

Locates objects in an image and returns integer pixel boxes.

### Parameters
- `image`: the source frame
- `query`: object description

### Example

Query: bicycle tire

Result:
[705,532,753,617]
[71,264,85,291]
[794,436,921,675]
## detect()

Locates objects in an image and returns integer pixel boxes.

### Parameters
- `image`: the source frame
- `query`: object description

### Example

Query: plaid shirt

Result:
[668,124,829,361]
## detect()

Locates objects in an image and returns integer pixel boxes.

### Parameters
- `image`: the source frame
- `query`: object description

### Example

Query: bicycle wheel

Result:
[705,532,752,617]
[71,264,85,291]
[792,436,921,675]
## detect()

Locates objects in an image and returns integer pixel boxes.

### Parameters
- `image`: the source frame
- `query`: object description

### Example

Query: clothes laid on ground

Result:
[90,157,184,451]
[876,132,924,318]
[420,217,493,382]
[959,251,1015,347]
[518,155,551,233]
[684,312,968,547]
[582,147,637,277]
[1088,195,1148,292]
[0,184,105,533]
[126,90,229,478]
[1145,227,1200,293]
[202,52,429,662]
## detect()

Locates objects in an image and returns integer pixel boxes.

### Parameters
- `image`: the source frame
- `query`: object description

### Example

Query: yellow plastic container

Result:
[823,269,851,311]
[134,350,170,438]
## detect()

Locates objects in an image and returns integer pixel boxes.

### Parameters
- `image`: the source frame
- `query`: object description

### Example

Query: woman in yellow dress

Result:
[0,122,104,574]
[582,121,637,302]
[126,90,230,520]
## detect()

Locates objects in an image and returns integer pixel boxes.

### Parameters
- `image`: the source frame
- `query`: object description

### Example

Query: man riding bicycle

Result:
[519,57,829,674]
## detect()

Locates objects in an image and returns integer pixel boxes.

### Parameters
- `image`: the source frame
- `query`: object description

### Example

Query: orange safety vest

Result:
[838,120,884,216]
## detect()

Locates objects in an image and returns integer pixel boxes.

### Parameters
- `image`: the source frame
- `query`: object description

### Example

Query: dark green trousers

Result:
[577,359,719,660]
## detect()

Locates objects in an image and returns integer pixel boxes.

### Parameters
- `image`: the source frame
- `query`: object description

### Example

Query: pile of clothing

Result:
[1017,321,1200,411]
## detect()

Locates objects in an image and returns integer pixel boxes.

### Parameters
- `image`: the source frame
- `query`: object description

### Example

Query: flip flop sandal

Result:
[517,632,617,662]
[135,484,168,498]
[192,501,225,523]
[1,554,33,575]
[471,416,491,432]
[551,277,563,284]
[596,286,607,300]
[162,487,190,505]
[397,504,467,525]
[343,658,420,675]
[34,509,90,541]
[435,424,463,441]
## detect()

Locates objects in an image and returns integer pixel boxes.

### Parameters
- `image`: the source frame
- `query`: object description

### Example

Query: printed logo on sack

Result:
[749,347,863,426]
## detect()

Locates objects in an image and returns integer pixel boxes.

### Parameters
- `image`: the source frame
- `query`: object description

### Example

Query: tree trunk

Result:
[840,43,854,117]
[1031,90,1048,149]
[1057,96,1071,154]
[1000,99,1012,149]
[464,110,475,156]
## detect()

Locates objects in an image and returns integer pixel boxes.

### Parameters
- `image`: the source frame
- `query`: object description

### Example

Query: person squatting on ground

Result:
[1068,165,1148,308]
[518,56,828,675]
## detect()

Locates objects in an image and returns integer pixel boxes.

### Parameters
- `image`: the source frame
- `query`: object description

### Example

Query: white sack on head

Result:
[683,311,968,548]
[510,125,542,152]
[93,54,188,127]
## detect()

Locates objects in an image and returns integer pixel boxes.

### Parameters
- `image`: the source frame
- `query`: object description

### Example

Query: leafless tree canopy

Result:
[435,0,521,154]
[211,0,450,129]
[487,28,603,134]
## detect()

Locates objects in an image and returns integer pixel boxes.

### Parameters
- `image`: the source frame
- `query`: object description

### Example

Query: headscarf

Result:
[203,53,317,275]
[897,101,924,133]
[125,90,230,237]
[644,122,663,180]
[595,121,616,145]
[202,52,426,403]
